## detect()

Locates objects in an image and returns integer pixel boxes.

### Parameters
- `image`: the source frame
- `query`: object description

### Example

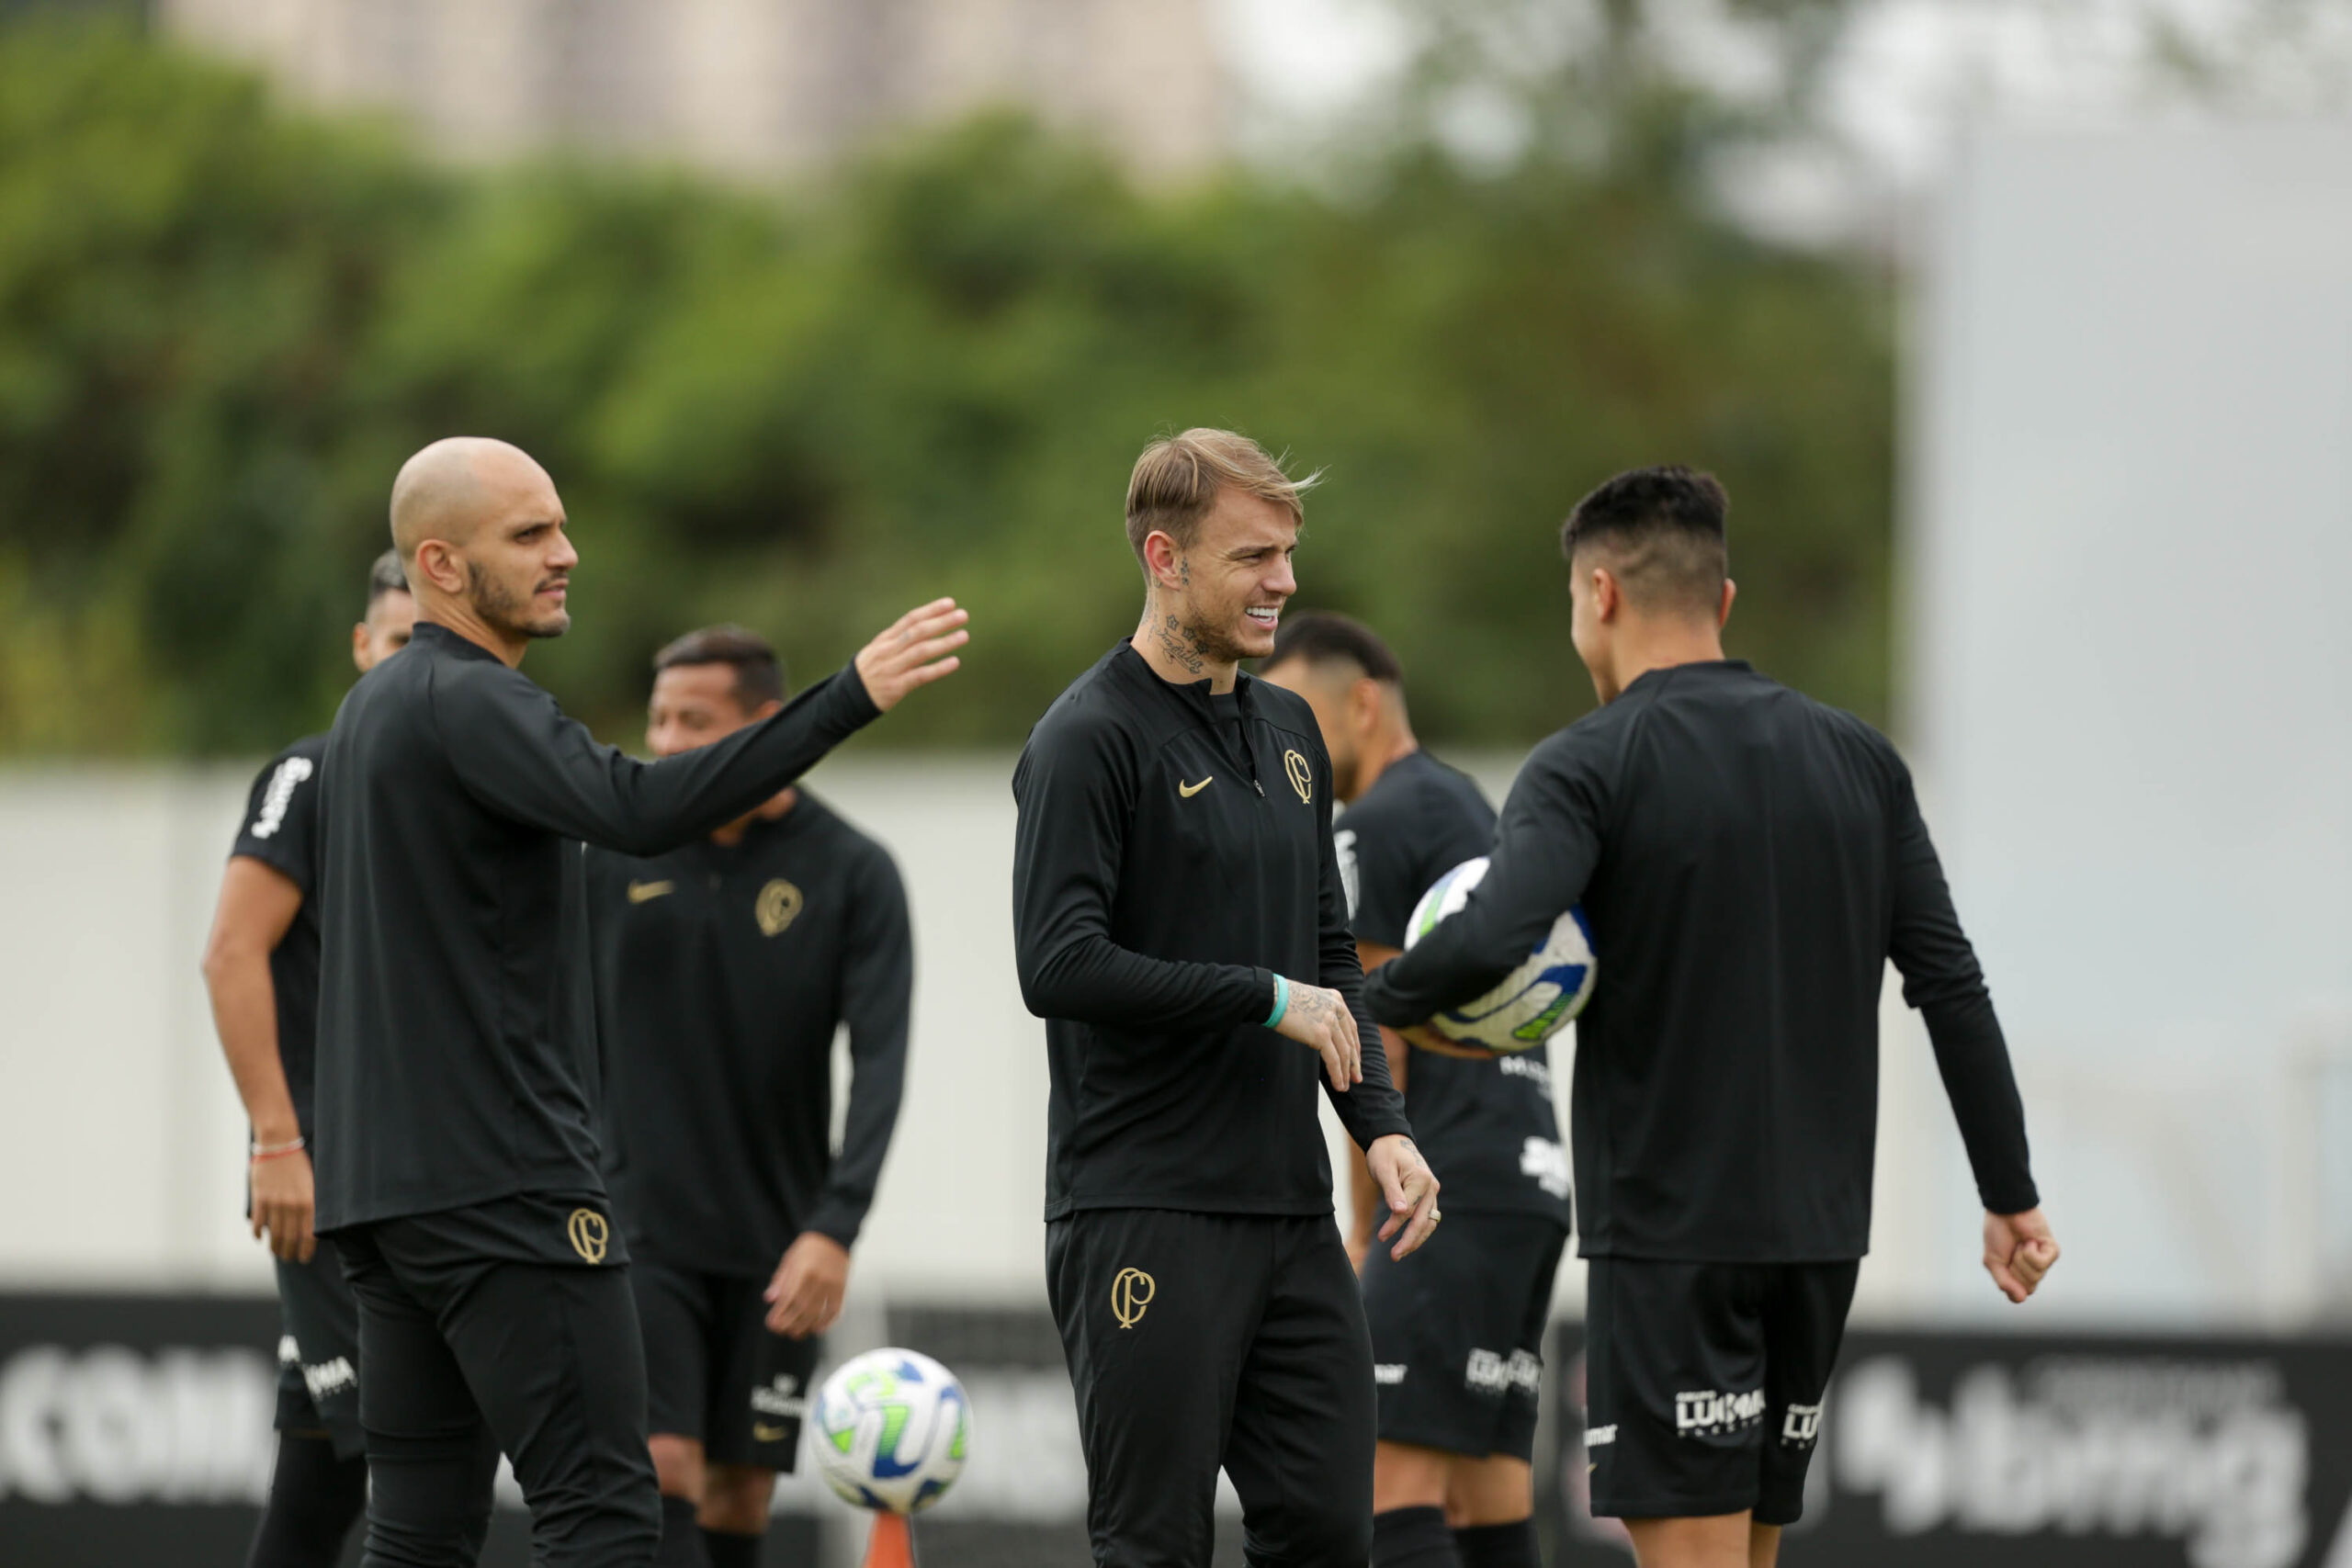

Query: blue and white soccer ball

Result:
[810,1348,971,1515]
[1404,856,1595,1054]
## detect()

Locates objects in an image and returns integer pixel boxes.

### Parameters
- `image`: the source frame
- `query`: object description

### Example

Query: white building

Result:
[159,0,1228,178]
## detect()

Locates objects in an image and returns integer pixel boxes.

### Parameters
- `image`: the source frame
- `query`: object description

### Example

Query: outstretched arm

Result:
[448,600,967,856]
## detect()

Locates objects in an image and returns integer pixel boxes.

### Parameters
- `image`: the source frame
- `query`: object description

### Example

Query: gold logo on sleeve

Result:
[755,879,804,937]
[1283,750,1313,803]
[1178,776,1214,799]
[1111,1268,1156,1329]
[752,1422,789,1443]
[566,1209,610,1263]
[626,880,674,904]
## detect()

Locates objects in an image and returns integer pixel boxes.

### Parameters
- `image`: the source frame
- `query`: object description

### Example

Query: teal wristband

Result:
[1264,974,1291,1030]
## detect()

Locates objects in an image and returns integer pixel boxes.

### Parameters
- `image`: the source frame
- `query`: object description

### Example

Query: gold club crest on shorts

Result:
[755,878,804,937]
[1283,750,1313,803]
[1111,1267,1156,1329]
[566,1208,609,1263]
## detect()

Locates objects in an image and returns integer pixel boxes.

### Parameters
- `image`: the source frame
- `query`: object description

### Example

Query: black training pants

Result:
[339,1224,662,1567]
[1048,1209,1377,1568]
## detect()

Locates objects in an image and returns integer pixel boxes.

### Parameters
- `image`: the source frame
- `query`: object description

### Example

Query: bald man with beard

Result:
[313,438,968,1568]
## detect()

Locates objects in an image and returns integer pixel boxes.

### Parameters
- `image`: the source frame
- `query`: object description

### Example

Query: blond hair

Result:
[1125,427,1317,570]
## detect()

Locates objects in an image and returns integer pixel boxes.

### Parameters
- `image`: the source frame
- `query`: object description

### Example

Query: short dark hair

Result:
[652,625,787,713]
[365,548,410,612]
[1559,466,1730,615]
[1265,611,1404,685]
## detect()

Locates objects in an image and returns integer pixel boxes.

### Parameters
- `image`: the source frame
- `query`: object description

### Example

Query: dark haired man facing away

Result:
[314,436,966,1568]
[1364,466,2058,1568]
[1262,612,1568,1568]
[586,626,912,1568]
[203,550,413,1568]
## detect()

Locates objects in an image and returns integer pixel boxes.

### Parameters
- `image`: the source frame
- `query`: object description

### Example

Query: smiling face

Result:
[1155,487,1300,667]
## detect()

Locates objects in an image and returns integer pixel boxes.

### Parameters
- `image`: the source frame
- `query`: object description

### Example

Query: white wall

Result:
[0,741,2032,1326]
[0,753,1556,1305]
[1905,119,2352,1325]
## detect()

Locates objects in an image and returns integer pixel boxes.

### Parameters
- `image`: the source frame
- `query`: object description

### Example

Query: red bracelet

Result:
[251,1136,305,1162]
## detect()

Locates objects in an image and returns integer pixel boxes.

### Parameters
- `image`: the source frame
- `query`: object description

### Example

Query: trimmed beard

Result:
[1179,604,1257,669]
[467,560,568,640]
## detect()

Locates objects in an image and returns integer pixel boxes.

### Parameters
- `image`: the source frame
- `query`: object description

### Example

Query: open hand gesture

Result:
[854,599,969,712]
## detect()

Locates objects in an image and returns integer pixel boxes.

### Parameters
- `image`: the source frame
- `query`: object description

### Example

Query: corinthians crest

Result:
[755,878,804,937]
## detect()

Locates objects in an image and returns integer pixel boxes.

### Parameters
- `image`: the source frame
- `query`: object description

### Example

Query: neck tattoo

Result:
[1158,613,1207,677]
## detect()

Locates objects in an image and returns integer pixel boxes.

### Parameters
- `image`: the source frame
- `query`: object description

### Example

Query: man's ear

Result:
[1718,578,1737,629]
[1350,676,1385,730]
[752,699,785,723]
[413,540,464,596]
[1141,531,1186,596]
[1591,565,1623,623]
[350,623,371,673]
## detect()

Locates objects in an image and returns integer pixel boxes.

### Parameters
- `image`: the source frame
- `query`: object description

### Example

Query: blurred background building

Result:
[157,0,1227,177]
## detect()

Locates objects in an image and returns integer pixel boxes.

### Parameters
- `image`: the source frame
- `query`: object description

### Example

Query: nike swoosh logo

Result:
[752,1422,789,1442]
[627,880,674,903]
[1178,776,1214,798]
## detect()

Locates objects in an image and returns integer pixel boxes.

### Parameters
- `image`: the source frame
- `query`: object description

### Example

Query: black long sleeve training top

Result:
[228,734,329,1146]
[313,622,880,1234]
[1341,750,1573,1226]
[1012,641,1413,1221]
[1363,660,2037,1263]
[587,794,912,1274]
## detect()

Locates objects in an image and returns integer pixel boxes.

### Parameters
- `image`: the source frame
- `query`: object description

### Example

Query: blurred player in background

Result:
[1365,467,2057,1568]
[1013,429,1440,1568]
[1262,613,1567,1568]
[313,436,966,1568]
[587,626,913,1568]
[202,549,413,1568]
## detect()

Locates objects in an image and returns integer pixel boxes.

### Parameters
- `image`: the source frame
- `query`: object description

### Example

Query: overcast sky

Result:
[1213,0,2352,239]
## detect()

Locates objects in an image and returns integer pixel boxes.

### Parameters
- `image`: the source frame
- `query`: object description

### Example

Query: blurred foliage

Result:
[0,20,1891,756]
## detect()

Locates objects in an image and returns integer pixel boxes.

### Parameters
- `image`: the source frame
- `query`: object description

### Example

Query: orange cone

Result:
[861,1510,917,1567]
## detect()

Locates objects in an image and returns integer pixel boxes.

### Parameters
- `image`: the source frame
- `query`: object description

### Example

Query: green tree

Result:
[0,22,1893,756]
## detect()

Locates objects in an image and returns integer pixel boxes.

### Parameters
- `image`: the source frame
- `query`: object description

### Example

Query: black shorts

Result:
[274,1237,365,1459]
[633,1258,819,1472]
[1360,1212,1566,1463]
[1047,1208,1375,1568]
[1582,1257,1859,1526]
